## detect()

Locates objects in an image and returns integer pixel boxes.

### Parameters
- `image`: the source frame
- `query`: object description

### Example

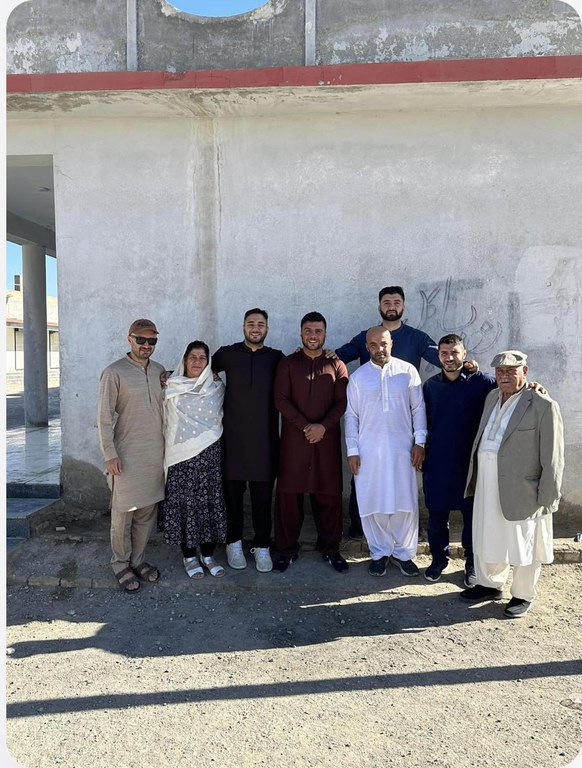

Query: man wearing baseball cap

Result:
[98,319,166,592]
[461,350,564,618]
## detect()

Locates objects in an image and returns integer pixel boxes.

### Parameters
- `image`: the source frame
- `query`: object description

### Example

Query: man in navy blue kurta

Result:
[336,286,440,370]
[422,334,497,585]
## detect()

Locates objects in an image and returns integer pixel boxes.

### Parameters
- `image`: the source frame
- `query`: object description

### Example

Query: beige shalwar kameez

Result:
[98,354,165,569]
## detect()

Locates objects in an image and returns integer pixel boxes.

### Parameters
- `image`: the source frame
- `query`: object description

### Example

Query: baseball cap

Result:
[128,319,158,336]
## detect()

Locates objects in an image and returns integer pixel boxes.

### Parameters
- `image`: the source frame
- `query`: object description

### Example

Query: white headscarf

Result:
[163,347,225,472]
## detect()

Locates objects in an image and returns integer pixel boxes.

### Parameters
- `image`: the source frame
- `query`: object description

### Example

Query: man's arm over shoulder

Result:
[419,330,440,368]
[476,371,498,392]
[537,395,564,510]
[97,367,120,462]
[335,330,366,365]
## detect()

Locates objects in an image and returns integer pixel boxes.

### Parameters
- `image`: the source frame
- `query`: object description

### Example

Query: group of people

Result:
[97,286,564,619]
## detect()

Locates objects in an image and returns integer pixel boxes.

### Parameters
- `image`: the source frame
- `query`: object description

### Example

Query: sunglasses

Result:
[131,335,158,346]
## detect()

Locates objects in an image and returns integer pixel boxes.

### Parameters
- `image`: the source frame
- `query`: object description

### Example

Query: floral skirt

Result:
[159,440,227,548]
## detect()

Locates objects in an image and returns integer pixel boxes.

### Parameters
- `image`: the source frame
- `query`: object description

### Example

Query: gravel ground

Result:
[5,555,582,768]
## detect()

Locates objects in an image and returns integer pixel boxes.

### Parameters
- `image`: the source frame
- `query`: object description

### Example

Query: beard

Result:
[244,330,267,345]
[303,339,325,350]
[380,309,404,322]
[442,360,464,371]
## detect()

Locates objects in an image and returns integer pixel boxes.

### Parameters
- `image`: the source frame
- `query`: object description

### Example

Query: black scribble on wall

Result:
[418,277,502,355]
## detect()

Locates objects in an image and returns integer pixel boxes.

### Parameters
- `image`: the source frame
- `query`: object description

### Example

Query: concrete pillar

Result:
[22,244,48,426]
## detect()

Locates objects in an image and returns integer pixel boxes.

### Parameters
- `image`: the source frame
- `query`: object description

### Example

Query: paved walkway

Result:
[6,387,61,488]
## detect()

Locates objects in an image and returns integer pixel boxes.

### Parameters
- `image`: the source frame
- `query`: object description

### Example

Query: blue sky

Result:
[5,1,264,296]
[5,242,58,296]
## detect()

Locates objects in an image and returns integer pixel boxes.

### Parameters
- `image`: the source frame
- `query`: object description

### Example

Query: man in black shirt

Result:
[213,309,284,573]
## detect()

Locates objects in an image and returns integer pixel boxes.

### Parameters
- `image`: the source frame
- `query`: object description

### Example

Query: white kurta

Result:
[345,358,427,517]
[473,390,554,567]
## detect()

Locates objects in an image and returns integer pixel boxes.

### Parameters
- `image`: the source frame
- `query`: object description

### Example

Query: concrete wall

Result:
[7,100,582,513]
[7,0,582,74]
[7,0,127,74]
[316,0,582,64]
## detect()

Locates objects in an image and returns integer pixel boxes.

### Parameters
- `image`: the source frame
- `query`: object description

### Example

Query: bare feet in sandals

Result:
[115,566,140,593]
[183,556,204,579]
[200,556,225,578]
[132,562,161,583]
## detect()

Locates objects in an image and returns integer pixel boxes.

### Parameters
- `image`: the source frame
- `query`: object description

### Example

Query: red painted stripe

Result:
[7,56,582,94]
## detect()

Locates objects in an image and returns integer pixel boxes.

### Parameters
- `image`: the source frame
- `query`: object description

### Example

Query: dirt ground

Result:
[5,552,582,768]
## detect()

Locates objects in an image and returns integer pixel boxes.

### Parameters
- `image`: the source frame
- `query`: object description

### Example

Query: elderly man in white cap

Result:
[460,350,564,618]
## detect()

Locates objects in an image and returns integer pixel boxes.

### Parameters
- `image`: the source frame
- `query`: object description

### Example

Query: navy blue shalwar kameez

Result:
[422,370,497,566]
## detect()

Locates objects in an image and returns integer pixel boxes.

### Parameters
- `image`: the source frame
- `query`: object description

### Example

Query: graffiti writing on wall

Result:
[417,277,502,355]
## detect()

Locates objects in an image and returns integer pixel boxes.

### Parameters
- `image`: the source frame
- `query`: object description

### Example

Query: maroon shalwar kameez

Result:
[274,350,348,556]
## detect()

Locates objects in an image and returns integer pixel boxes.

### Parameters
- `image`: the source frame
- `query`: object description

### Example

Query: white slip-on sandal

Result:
[200,555,225,578]
[183,556,204,579]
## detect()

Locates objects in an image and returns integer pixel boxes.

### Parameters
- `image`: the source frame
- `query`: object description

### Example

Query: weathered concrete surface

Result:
[317,0,582,64]
[6,0,582,75]
[138,0,305,72]
[7,0,126,74]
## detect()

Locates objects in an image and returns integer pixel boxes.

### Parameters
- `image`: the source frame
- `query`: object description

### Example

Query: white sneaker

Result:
[251,547,273,573]
[226,540,247,570]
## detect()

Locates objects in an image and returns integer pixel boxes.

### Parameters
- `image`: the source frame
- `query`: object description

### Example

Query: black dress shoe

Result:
[323,552,349,573]
[272,554,298,573]
[459,584,503,602]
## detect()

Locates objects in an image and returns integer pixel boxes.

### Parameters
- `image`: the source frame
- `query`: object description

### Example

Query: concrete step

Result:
[6,498,59,539]
[7,482,60,499]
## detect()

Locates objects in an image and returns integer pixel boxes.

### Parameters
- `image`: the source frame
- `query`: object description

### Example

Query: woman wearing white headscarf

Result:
[159,341,227,578]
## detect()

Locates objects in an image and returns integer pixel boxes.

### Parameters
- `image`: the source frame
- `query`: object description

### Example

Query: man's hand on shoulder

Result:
[463,360,479,373]
[324,349,338,360]
[160,370,171,388]
[106,458,122,476]
[528,381,547,395]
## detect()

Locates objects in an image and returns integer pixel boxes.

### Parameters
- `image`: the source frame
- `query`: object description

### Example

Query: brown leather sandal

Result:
[133,562,161,583]
[115,566,140,593]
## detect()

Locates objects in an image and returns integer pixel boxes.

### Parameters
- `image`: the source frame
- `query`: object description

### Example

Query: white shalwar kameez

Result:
[473,389,553,602]
[345,358,427,561]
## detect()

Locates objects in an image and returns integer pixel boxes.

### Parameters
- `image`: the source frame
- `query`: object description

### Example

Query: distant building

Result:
[5,278,59,393]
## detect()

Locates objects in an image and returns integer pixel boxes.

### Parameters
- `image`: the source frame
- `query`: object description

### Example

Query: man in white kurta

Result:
[461,350,564,618]
[345,327,427,577]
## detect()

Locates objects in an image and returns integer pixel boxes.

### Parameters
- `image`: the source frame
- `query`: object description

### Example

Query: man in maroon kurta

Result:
[273,312,349,573]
